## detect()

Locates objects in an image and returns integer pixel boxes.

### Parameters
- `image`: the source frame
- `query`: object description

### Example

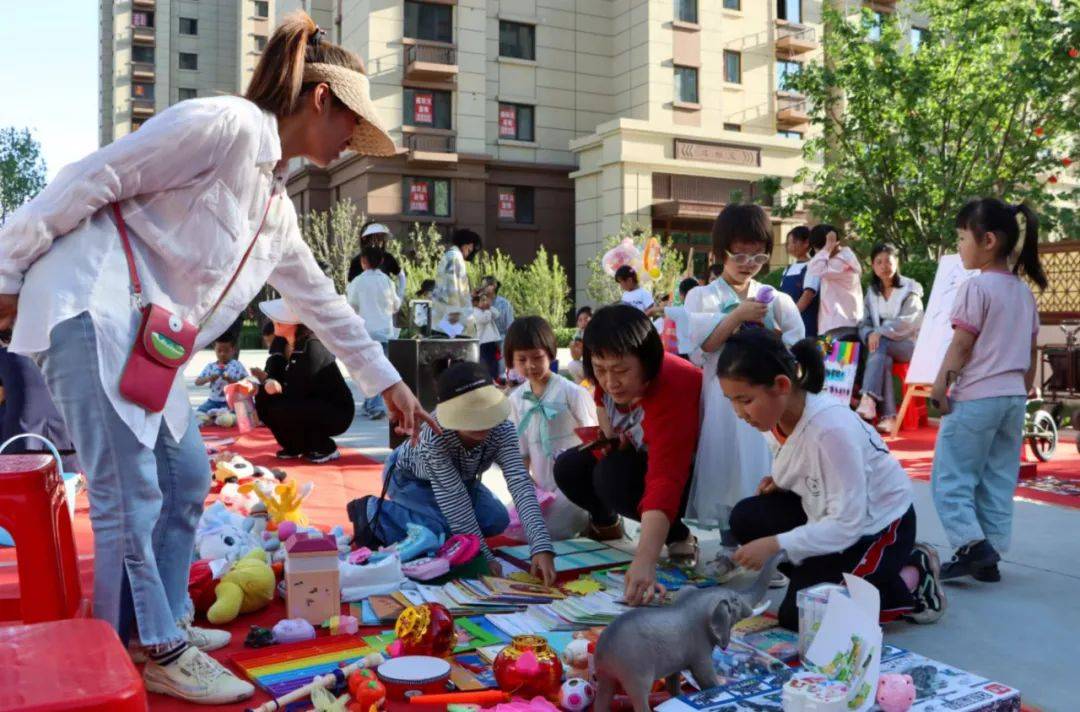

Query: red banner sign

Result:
[498,189,516,220]
[409,182,430,213]
[498,105,517,138]
[414,92,433,125]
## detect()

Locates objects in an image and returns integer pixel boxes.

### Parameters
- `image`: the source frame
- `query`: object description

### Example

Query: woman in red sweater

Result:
[553,304,703,605]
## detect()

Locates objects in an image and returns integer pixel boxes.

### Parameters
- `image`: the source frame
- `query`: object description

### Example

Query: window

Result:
[910,26,926,50]
[777,129,803,139]
[404,88,452,129]
[777,0,801,24]
[132,45,155,63]
[776,59,800,92]
[132,11,154,27]
[253,1,269,19]
[674,66,699,103]
[723,0,741,10]
[869,12,885,41]
[405,1,453,44]
[676,0,698,24]
[178,87,197,101]
[254,35,268,52]
[179,17,198,35]
[723,50,741,84]
[498,103,535,142]
[497,186,535,224]
[132,82,154,101]
[723,123,742,132]
[499,21,535,60]
[179,52,198,70]
[403,177,451,218]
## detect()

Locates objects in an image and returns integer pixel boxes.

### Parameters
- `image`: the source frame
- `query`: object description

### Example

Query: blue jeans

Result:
[861,336,915,417]
[931,396,1025,553]
[364,449,510,543]
[34,313,208,648]
[362,340,388,418]
[196,397,228,414]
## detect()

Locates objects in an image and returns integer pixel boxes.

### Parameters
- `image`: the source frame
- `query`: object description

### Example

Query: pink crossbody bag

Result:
[112,199,272,412]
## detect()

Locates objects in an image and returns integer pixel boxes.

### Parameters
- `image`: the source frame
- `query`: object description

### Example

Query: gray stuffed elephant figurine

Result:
[592,553,782,712]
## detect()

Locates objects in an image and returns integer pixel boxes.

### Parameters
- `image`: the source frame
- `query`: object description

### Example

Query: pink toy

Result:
[224,381,260,432]
[349,547,373,565]
[876,673,916,712]
[480,697,560,712]
[559,678,596,711]
[276,520,298,541]
[439,534,482,566]
[506,490,556,541]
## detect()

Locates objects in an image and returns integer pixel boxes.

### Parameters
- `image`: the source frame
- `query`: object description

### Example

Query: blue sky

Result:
[0,1,99,179]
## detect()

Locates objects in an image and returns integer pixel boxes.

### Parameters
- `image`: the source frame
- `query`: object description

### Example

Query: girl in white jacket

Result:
[715,329,945,630]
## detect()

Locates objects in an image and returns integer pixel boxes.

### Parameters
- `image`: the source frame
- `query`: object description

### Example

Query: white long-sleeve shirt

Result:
[0,96,400,447]
[807,247,864,334]
[773,393,912,564]
[346,268,402,341]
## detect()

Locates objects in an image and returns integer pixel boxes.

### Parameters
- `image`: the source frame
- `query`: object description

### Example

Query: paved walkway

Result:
[188,350,1075,710]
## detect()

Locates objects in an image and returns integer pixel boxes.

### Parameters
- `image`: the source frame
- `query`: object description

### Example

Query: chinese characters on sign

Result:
[498,105,517,138]
[409,182,430,213]
[414,92,433,125]
[498,189,516,220]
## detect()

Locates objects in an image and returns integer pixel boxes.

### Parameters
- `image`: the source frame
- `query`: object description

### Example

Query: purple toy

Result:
[755,285,775,304]
[876,673,915,712]
[272,617,316,644]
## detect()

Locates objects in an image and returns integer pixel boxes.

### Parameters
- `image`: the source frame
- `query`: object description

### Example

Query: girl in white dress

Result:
[683,204,805,538]
[505,317,597,540]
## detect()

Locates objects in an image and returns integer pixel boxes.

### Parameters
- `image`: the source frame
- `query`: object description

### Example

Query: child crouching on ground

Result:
[195,336,248,416]
[506,316,598,540]
[720,329,945,630]
[347,360,557,584]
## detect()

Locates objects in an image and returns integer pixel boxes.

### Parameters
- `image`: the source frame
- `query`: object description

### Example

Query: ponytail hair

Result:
[245,11,366,117]
[955,198,1048,290]
[715,329,825,394]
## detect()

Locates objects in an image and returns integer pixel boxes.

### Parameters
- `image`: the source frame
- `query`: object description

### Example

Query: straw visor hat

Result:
[303,62,397,157]
[435,362,511,431]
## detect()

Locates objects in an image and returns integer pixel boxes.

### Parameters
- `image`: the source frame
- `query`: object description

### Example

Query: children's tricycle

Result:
[1024,398,1058,462]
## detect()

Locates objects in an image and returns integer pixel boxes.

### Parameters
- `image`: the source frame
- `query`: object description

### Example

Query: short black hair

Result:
[678,277,699,298]
[480,275,500,292]
[786,225,811,243]
[809,224,839,252]
[614,265,638,283]
[712,203,773,260]
[504,316,558,364]
[361,245,384,269]
[418,278,436,296]
[582,304,665,383]
[451,228,482,250]
[576,306,592,318]
[214,334,237,347]
[381,252,401,276]
[261,321,276,336]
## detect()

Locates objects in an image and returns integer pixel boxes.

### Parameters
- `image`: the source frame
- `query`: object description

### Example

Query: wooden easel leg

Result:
[891,390,915,438]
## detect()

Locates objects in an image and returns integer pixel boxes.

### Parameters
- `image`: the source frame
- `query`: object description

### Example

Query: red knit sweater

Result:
[593,352,703,521]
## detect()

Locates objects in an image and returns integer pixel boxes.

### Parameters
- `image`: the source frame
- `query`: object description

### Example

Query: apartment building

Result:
[99,0,276,144]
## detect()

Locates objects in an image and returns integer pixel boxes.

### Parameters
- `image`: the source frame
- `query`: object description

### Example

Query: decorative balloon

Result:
[642,237,662,281]
[601,238,641,278]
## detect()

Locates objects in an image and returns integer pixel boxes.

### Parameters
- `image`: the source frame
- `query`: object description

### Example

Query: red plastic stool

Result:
[891,362,928,431]
[0,618,148,711]
[0,454,87,623]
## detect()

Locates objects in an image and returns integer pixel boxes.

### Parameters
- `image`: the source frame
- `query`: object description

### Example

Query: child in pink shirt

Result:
[931,198,1046,584]
[807,224,864,339]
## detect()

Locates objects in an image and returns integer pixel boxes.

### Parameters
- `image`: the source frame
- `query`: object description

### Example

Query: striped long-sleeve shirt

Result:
[393,418,553,560]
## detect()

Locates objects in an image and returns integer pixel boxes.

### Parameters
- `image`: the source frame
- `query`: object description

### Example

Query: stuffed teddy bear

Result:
[206,548,276,624]
[196,501,261,562]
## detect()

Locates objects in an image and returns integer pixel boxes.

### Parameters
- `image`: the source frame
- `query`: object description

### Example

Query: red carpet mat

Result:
[888,424,1080,510]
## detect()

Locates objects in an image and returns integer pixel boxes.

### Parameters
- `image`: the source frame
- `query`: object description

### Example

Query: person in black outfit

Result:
[254,299,355,463]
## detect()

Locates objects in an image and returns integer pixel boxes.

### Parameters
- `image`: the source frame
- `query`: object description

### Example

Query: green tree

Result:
[0,127,47,225]
[298,198,364,293]
[386,221,445,300]
[585,222,689,305]
[784,0,1080,257]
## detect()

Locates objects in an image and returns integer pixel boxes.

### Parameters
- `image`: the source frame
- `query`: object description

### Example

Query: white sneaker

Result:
[143,646,254,705]
[856,394,877,421]
[768,571,790,589]
[876,416,896,434]
[129,622,232,664]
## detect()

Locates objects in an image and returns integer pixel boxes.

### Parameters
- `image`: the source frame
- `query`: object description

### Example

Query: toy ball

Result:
[876,673,916,712]
[494,636,564,701]
[394,602,456,657]
[277,520,298,541]
[561,638,591,672]
[559,677,596,711]
[347,668,386,710]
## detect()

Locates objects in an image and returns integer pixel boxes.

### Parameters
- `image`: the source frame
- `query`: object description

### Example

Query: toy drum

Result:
[377,656,452,701]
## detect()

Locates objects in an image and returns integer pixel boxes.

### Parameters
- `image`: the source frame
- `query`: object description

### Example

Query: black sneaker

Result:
[346,496,383,550]
[972,563,1002,583]
[305,449,341,464]
[940,540,1000,581]
[275,449,301,460]
[906,543,946,624]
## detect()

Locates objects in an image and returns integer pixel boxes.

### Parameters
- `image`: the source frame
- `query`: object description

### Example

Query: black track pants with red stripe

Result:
[730,492,916,630]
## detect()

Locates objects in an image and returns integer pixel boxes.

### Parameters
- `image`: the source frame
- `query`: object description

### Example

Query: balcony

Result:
[131,99,155,118]
[775,21,817,57]
[133,0,156,8]
[405,132,458,165]
[403,42,458,82]
[776,93,809,128]
[132,25,155,44]
[131,61,155,81]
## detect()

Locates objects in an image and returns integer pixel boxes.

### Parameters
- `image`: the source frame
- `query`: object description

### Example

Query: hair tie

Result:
[309,26,326,47]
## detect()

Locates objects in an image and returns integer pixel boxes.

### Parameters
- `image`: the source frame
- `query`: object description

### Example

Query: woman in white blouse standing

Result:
[0,13,434,704]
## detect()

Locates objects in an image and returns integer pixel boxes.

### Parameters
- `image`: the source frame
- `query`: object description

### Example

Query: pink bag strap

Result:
[111,197,275,327]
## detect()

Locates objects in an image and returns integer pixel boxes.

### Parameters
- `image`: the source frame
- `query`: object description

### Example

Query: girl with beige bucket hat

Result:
[0,11,435,705]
